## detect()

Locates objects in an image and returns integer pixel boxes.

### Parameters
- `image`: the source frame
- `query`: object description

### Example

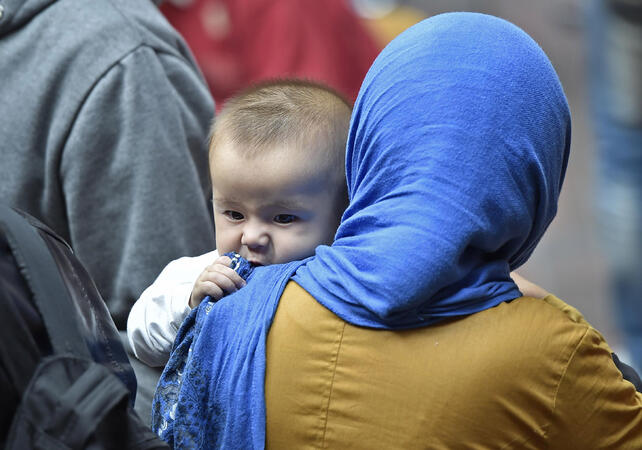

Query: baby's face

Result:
[210,142,342,266]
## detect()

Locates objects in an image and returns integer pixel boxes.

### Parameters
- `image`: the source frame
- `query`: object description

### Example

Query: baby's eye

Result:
[274,214,296,224]
[224,210,244,221]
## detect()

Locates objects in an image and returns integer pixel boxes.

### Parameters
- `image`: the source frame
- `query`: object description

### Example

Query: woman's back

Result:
[266,282,642,449]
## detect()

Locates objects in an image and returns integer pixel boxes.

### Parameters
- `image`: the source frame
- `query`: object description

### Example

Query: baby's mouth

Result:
[239,252,269,267]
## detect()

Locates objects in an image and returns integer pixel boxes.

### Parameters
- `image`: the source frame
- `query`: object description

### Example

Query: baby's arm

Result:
[189,255,247,308]
[127,250,219,367]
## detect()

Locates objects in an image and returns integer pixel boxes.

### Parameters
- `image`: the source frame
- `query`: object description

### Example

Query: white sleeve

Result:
[126,250,219,367]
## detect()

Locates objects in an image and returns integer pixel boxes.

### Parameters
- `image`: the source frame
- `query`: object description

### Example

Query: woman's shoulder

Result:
[467,294,601,365]
[538,294,595,328]
[485,293,595,339]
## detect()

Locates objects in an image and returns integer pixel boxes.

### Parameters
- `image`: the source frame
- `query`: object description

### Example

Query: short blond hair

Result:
[209,79,352,199]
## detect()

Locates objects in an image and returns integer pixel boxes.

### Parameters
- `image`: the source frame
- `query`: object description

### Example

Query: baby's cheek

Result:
[215,230,242,255]
[278,237,319,263]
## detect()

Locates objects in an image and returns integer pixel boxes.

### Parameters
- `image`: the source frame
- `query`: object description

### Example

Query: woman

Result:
[154,12,642,448]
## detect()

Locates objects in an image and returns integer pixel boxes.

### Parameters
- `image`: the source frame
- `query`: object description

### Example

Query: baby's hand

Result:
[189,255,247,308]
[510,271,548,299]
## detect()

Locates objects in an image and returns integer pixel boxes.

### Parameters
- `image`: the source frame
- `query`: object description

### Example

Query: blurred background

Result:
[161,0,642,370]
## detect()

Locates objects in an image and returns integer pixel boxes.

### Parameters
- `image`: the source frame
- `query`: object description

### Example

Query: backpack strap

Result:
[5,356,134,450]
[39,361,130,449]
[0,205,91,359]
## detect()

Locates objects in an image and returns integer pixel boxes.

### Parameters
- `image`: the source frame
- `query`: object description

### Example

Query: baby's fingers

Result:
[211,260,247,290]
[190,277,226,307]
[195,281,226,302]
[204,264,246,292]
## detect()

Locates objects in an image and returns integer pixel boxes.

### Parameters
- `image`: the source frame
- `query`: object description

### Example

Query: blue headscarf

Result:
[152,12,571,448]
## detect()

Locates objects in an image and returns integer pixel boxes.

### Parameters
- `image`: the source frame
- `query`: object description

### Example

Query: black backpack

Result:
[0,205,168,449]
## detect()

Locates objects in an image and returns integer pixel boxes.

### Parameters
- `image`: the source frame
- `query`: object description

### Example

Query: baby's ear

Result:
[510,272,549,299]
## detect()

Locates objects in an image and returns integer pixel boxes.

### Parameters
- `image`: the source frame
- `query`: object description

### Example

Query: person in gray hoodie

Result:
[0,0,215,329]
[0,0,216,420]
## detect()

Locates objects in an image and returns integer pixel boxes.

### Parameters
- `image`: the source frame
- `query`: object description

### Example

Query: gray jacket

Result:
[0,0,216,328]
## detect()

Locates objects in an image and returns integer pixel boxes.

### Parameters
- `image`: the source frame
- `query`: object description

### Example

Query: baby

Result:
[127,80,352,366]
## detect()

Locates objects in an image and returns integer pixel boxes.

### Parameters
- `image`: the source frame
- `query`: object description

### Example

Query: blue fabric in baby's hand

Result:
[224,252,253,281]
[151,252,255,446]
[151,254,307,448]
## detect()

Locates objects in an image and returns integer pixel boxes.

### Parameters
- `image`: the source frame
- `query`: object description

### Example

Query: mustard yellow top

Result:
[265,282,642,449]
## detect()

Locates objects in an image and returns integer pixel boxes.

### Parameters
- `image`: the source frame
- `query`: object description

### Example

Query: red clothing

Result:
[161,0,380,107]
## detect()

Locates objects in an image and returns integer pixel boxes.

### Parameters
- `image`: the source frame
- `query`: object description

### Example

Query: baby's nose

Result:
[240,224,270,249]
